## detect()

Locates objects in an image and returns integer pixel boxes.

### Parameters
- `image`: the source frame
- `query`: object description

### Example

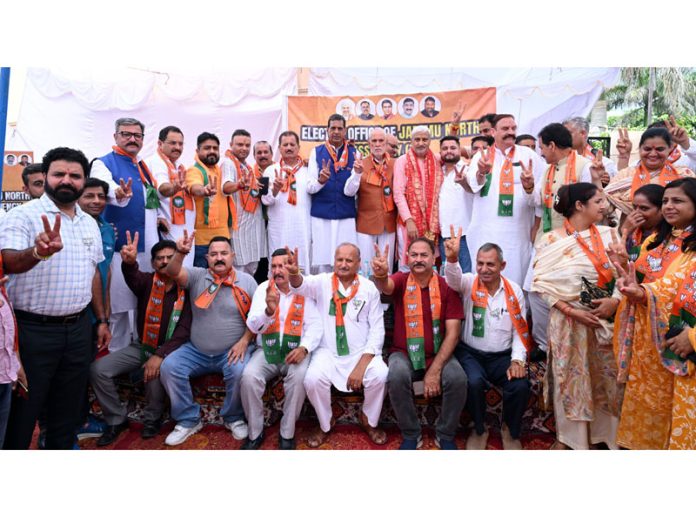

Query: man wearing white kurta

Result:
[242,249,323,449]
[143,126,195,268]
[287,243,388,447]
[307,115,360,274]
[563,117,618,181]
[438,135,474,273]
[221,129,267,275]
[92,117,158,352]
[262,131,312,273]
[465,114,546,287]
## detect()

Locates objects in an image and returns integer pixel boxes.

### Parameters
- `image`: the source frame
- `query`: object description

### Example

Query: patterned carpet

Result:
[75,419,555,450]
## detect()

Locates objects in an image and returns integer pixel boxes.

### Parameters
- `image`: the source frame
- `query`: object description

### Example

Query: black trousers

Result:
[3,311,92,450]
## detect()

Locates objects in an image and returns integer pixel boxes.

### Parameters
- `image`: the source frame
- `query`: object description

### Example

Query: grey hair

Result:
[115,117,145,133]
[411,125,431,138]
[562,116,589,133]
[478,242,504,262]
[253,140,272,153]
[335,242,361,260]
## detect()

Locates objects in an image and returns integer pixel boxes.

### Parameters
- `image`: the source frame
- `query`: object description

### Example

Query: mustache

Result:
[412,262,426,268]
[214,260,226,266]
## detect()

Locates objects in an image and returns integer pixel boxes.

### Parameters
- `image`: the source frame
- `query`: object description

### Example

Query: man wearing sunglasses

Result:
[92,118,160,353]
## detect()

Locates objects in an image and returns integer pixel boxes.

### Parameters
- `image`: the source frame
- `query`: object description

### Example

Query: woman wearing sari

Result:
[532,183,624,449]
[621,184,667,264]
[614,177,696,449]
[605,127,695,215]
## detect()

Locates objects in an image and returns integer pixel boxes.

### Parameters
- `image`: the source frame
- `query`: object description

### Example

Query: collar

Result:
[38,193,86,221]
[204,268,240,284]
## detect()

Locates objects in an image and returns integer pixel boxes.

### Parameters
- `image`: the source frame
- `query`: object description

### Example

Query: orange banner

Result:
[288,87,496,158]
[2,150,35,210]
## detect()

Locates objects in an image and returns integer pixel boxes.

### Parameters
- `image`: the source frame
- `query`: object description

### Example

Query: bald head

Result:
[386,133,399,158]
[369,128,388,159]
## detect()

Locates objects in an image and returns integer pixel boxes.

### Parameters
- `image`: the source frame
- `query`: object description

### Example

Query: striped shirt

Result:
[0,194,104,316]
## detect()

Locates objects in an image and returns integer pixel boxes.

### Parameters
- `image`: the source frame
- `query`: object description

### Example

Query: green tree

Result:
[604,68,696,128]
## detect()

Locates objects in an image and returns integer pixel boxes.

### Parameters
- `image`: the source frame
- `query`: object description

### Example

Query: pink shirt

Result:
[0,290,18,384]
[393,151,442,223]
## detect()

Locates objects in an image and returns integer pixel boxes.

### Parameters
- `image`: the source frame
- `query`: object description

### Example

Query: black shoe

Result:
[240,434,264,450]
[279,436,296,450]
[529,347,547,362]
[140,420,162,439]
[96,421,129,447]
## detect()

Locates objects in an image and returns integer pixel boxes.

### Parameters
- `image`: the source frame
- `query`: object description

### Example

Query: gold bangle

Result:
[32,246,52,261]
[372,273,388,279]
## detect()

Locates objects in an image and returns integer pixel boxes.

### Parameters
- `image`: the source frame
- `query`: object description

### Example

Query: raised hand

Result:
[120,230,139,264]
[590,149,609,185]
[616,127,632,158]
[607,228,629,270]
[665,115,690,149]
[444,225,463,263]
[35,214,63,257]
[272,168,285,196]
[115,178,133,201]
[520,158,534,191]
[622,209,645,237]
[318,159,331,185]
[353,155,364,175]
[614,260,645,304]
[370,243,390,278]
[284,246,300,276]
[476,148,492,184]
[169,176,185,195]
[265,281,280,315]
[452,99,467,125]
[176,229,196,255]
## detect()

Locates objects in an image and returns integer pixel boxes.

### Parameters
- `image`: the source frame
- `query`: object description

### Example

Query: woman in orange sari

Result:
[605,128,694,215]
[614,177,696,449]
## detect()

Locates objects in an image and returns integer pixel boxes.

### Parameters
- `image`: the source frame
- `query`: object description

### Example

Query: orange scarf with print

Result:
[225,151,262,213]
[403,149,442,241]
[634,228,691,283]
[542,151,577,232]
[261,279,305,364]
[194,268,252,321]
[324,140,351,170]
[564,220,613,288]
[630,161,681,198]
[142,274,185,351]
[329,274,359,356]
[404,273,442,370]
[364,154,395,212]
[279,158,303,205]
[157,149,193,225]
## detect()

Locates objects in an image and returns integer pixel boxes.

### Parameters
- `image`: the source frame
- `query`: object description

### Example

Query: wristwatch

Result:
[96,318,110,325]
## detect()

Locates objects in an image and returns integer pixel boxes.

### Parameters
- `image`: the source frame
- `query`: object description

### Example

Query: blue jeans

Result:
[439,234,472,273]
[0,383,11,448]
[160,342,251,428]
[194,245,209,268]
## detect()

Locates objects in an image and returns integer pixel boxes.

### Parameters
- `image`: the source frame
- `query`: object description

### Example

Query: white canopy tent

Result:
[9,67,620,163]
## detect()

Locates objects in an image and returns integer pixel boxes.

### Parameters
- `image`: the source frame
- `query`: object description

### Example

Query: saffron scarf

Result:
[481,144,516,217]
[563,220,613,288]
[261,280,305,364]
[630,161,681,198]
[225,150,262,213]
[157,149,193,225]
[403,273,442,370]
[141,274,185,357]
[279,158,303,205]
[112,146,160,209]
[364,154,395,212]
[471,275,532,353]
[542,151,577,232]
[328,274,359,356]
[665,275,695,375]
[194,268,252,322]
[324,140,350,170]
[635,227,691,283]
[404,149,442,242]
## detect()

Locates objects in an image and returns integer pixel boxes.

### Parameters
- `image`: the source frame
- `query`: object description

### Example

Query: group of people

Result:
[1,107,695,450]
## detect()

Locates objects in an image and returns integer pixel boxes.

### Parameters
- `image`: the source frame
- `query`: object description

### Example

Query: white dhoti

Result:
[356,231,395,277]
[303,347,388,432]
[310,217,357,273]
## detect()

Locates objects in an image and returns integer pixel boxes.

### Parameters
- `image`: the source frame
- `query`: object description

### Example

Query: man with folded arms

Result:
[90,234,192,445]
[371,238,466,449]
[241,248,323,449]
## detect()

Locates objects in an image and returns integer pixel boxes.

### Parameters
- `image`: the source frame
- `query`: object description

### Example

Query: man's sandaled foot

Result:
[551,440,570,450]
[307,427,330,448]
[358,412,387,445]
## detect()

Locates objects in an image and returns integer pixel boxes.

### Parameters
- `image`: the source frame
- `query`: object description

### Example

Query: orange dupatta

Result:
[157,149,194,225]
[563,220,613,288]
[542,151,577,232]
[404,273,441,370]
[630,161,681,198]
[194,268,252,322]
[364,154,395,212]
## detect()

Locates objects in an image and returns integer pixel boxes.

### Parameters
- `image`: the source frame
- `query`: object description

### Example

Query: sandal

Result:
[359,412,387,445]
[307,427,329,448]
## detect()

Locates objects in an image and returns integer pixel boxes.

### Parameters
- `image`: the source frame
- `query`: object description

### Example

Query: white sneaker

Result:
[225,420,248,440]
[165,422,203,446]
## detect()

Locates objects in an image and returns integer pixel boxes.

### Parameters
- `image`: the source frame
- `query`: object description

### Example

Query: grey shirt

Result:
[184,267,258,355]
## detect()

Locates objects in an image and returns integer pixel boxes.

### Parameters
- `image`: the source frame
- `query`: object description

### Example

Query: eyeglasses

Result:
[117,131,144,140]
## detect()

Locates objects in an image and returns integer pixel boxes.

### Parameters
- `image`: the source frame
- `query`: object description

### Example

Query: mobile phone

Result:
[16,379,29,400]
[413,381,424,396]
[258,176,270,196]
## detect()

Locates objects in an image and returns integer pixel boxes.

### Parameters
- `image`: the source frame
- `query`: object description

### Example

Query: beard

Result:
[45,182,83,204]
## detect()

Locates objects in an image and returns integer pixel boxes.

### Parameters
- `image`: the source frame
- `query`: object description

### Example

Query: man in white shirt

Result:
[465,114,546,287]
[241,248,323,449]
[286,243,388,447]
[144,126,195,267]
[444,236,531,450]
[438,135,474,273]
[563,116,618,183]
